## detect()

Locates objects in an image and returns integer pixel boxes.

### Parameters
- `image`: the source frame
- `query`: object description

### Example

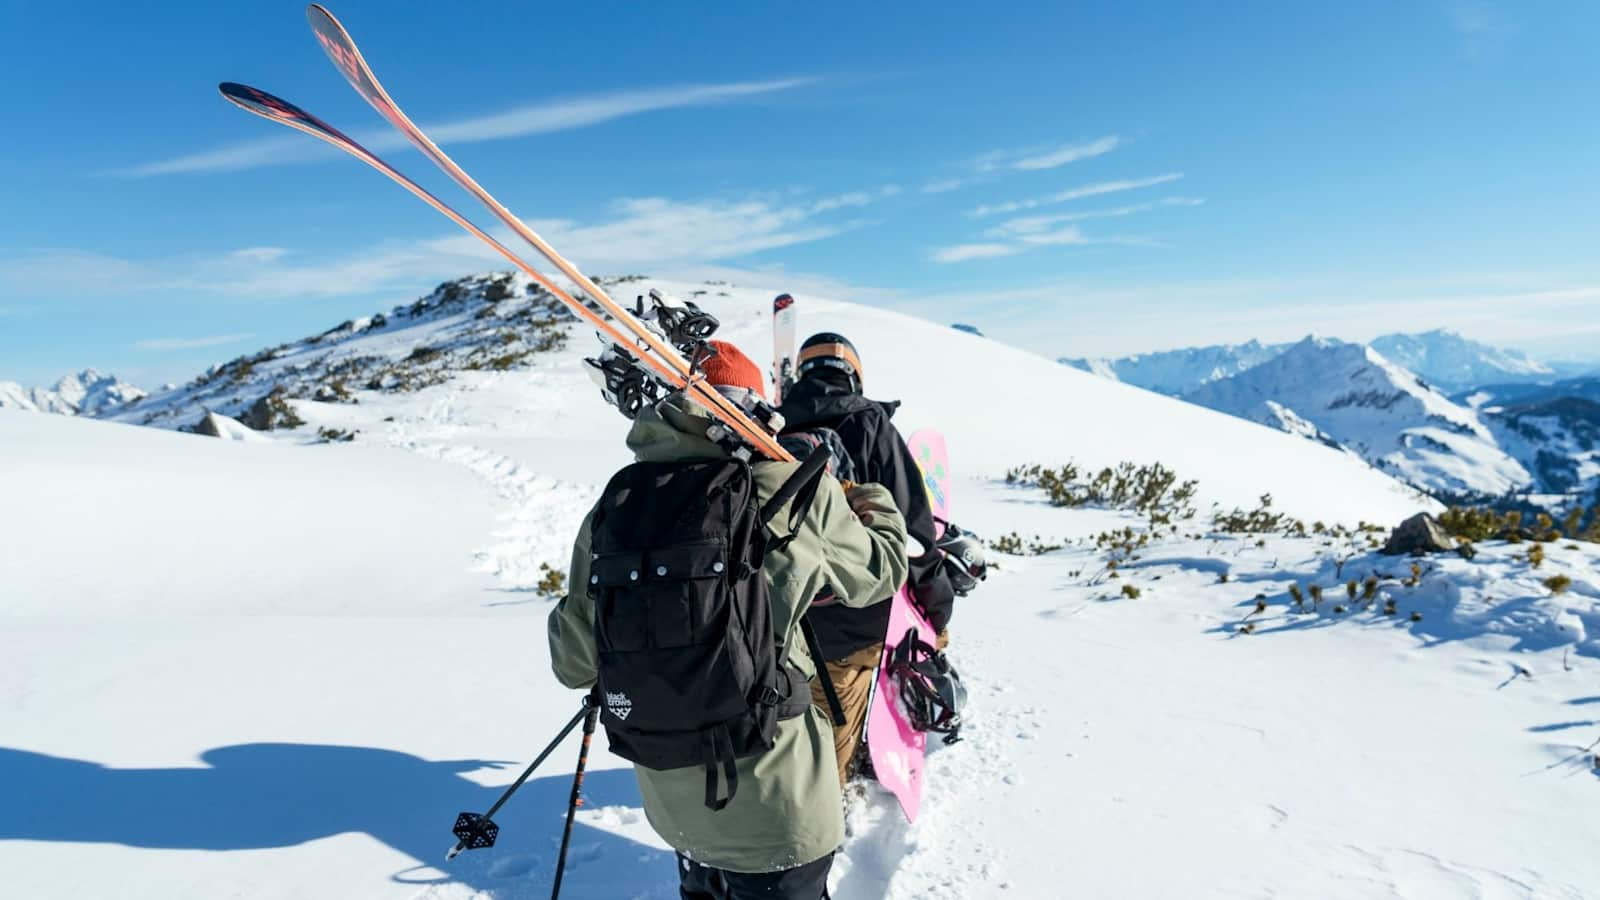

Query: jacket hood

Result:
[625,392,731,463]
[778,376,900,431]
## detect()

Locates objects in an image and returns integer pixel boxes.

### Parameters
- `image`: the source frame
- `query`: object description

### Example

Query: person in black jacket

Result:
[779,331,961,783]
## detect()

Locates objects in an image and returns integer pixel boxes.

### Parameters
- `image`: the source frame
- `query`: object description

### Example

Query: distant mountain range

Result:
[1062,339,1291,396]
[1182,338,1531,496]
[1066,330,1599,503]
[6,298,1595,509]
[1065,329,1593,397]
[1368,330,1557,392]
[0,369,146,416]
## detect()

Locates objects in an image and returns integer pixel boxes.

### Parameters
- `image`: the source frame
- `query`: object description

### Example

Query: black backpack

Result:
[587,447,842,810]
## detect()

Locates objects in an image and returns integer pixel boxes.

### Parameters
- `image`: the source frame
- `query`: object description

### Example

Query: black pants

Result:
[677,852,833,900]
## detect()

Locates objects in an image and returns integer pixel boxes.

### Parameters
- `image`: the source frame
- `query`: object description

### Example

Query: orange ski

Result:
[217,81,786,458]
[302,4,790,461]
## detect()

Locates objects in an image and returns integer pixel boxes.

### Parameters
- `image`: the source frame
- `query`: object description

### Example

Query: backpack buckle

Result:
[758,685,784,706]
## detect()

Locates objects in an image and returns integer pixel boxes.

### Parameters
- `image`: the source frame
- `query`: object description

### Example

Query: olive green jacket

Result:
[548,395,908,873]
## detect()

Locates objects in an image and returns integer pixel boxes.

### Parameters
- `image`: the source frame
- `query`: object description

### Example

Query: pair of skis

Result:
[221,5,791,461]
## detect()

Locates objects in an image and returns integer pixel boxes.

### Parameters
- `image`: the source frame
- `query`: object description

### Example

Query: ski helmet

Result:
[935,522,988,596]
[888,629,966,744]
[797,332,864,389]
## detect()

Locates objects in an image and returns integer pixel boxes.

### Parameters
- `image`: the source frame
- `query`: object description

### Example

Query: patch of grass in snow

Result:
[1005,461,1198,522]
[536,563,567,599]
[988,532,1064,556]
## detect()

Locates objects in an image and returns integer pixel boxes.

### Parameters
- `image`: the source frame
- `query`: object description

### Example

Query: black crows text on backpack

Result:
[586,451,829,810]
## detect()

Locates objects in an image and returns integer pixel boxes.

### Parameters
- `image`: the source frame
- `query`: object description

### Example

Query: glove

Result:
[935,522,988,596]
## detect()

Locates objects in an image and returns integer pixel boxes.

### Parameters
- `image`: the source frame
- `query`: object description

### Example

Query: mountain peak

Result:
[0,370,146,416]
[1183,335,1524,496]
[1370,330,1553,391]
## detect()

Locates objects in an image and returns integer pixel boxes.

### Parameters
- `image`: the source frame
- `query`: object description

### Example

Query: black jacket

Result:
[779,372,956,658]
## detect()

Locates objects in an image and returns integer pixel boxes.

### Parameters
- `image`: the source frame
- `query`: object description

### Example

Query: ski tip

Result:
[217,81,264,108]
[217,82,294,116]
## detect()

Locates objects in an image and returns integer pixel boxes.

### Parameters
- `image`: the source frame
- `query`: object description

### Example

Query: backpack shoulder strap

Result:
[759,443,832,553]
[801,616,847,727]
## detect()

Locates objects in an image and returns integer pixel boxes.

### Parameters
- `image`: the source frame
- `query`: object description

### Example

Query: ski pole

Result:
[549,689,602,899]
[446,692,596,861]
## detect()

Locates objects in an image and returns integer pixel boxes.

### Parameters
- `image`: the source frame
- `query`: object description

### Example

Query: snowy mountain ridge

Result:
[1068,328,1583,399]
[1060,339,1291,396]
[1183,337,1532,497]
[106,271,582,434]
[1371,329,1555,392]
[0,369,146,416]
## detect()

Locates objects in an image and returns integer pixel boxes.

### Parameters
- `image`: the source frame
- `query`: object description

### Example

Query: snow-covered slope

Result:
[17,275,1600,899]
[1061,339,1289,396]
[1372,329,1554,392]
[0,369,146,415]
[1184,337,1531,496]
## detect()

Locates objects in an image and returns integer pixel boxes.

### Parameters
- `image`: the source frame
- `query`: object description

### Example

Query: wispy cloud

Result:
[932,225,1096,263]
[229,247,289,263]
[134,333,256,351]
[1011,136,1121,171]
[934,194,1199,263]
[1,189,870,302]
[988,197,1203,237]
[121,78,816,177]
[931,243,1024,263]
[919,136,1122,194]
[810,184,902,213]
[972,173,1184,217]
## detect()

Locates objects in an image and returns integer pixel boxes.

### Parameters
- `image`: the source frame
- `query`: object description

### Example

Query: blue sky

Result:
[3,0,1599,387]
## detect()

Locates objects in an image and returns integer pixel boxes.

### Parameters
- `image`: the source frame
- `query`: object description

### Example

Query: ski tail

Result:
[300,4,788,460]
[772,293,797,404]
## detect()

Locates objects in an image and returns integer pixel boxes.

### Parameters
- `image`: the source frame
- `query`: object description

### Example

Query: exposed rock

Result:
[1381,513,1456,556]
[243,388,306,431]
[194,411,267,442]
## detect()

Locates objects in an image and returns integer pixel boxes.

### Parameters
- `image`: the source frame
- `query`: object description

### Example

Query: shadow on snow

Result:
[0,742,673,899]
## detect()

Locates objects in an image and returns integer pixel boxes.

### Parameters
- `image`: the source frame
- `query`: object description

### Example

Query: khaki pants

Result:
[811,644,882,786]
[811,630,952,786]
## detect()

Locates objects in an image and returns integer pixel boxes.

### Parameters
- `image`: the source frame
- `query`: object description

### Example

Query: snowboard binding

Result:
[889,627,967,745]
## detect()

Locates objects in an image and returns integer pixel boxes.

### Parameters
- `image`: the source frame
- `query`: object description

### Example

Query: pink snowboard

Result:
[865,429,950,822]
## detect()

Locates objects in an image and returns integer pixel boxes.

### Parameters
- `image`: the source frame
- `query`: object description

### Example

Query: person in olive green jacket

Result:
[547,341,908,899]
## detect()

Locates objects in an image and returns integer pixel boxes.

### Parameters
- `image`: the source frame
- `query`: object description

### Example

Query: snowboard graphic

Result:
[865,428,950,822]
